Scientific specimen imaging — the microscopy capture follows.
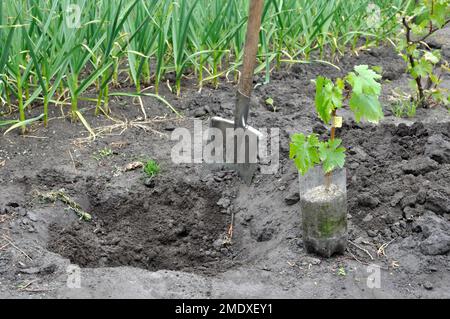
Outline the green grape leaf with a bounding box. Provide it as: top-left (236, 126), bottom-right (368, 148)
top-left (335, 78), bottom-right (345, 90)
top-left (349, 92), bottom-right (384, 123)
top-left (289, 133), bottom-right (320, 175)
top-left (430, 2), bottom-right (448, 27)
top-left (331, 78), bottom-right (344, 108)
top-left (411, 5), bottom-right (427, 18)
top-left (372, 66), bottom-right (383, 74)
top-left (346, 65), bottom-right (383, 123)
top-left (411, 23), bottom-right (427, 36)
top-left (265, 97), bottom-right (274, 106)
top-left (444, 94), bottom-right (449, 106)
top-left (315, 76), bottom-right (334, 124)
top-left (423, 51), bottom-right (440, 64)
top-left (318, 139), bottom-right (346, 174)
top-left (315, 76), bottom-right (343, 124)
top-left (346, 65), bottom-right (382, 96)
top-left (429, 73), bottom-right (441, 85)
top-left (411, 58), bottom-right (433, 78)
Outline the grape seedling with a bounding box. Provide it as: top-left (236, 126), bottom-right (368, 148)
top-left (290, 65), bottom-right (384, 187)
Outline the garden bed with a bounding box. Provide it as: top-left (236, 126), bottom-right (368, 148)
top-left (1, 43), bottom-right (449, 298)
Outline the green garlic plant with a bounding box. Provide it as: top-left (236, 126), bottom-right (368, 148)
top-left (0, 0), bottom-right (408, 133)
top-left (290, 65), bottom-right (384, 188)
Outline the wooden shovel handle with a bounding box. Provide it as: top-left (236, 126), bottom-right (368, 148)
top-left (239, 0), bottom-right (264, 97)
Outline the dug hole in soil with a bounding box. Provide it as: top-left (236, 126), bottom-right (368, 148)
top-left (1, 35), bottom-right (450, 298)
top-left (48, 177), bottom-right (231, 273)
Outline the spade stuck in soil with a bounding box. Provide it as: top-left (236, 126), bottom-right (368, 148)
top-left (209, 0), bottom-right (265, 184)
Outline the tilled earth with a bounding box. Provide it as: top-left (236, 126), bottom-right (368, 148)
top-left (1, 31), bottom-right (450, 298)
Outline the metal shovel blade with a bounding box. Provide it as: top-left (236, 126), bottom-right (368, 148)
top-left (208, 92), bottom-right (264, 185)
top-left (209, 117), bottom-right (264, 184)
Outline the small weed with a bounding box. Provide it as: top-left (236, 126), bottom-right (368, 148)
top-left (390, 99), bottom-right (417, 118)
top-left (406, 102), bottom-right (417, 118)
top-left (390, 102), bottom-right (405, 118)
top-left (389, 91), bottom-right (417, 118)
top-left (144, 159), bottom-right (160, 177)
top-left (337, 266), bottom-right (346, 276)
top-left (265, 97), bottom-right (277, 112)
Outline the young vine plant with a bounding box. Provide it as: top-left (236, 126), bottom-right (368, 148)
top-left (290, 65), bottom-right (384, 180)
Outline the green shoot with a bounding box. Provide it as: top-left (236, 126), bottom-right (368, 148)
top-left (93, 147), bottom-right (114, 161)
top-left (315, 76), bottom-right (344, 124)
top-left (406, 101), bottom-right (417, 118)
top-left (390, 99), bottom-right (417, 118)
top-left (337, 266), bottom-right (347, 276)
top-left (390, 101), bottom-right (407, 118)
top-left (265, 97), bottom-right (277, 112)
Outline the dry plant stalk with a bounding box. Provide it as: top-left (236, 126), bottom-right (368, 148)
top-left (73, 114), bottom-right (175, 145)
top-left (36, 189), bottom-right (92, 221)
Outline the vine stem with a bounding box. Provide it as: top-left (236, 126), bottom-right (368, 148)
top-left (325, 109), bottom-right (337, 191)
top-left (401, 8), bottom-right (450, 108)
top-left (402, 17), bottom-right (425, 106)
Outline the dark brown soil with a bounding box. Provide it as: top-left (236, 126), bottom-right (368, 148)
top-left (341, 121), bottom-right (450, 245)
